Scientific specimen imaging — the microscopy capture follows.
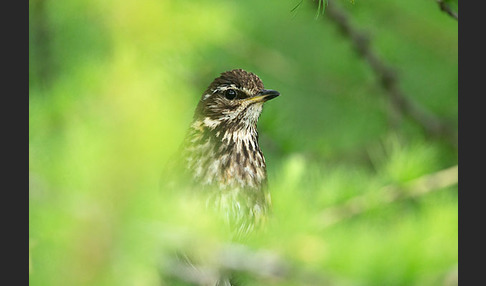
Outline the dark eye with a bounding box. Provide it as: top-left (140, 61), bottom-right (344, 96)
top-left (224, 89), bottom-right (237, 100)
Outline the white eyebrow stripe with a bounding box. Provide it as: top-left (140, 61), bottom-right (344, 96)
top-left (214, 84), bottom-right (238, 93)
top-left (240, 87), bottom-right (253, 95)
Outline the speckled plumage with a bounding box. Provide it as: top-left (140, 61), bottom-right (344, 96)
top-left (183, 69), bottom-right (279, 236)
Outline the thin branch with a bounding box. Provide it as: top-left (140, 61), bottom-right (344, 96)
top-left (290, 0), bottom-right (304, 13)
top-left (320, 0), bottom-right (457, 147)
top-left (437, 0), bottom-right (458, 20)
top-left (318, 165), bottom-right (458, 228)
top-left (163, 242), bottom-right (342, 285)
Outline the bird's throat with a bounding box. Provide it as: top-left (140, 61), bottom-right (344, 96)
top-left (184, 122), bottom-right (267, 191)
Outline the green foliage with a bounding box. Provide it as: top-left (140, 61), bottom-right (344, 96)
top-left (30, 0), bottom-right (457, 285)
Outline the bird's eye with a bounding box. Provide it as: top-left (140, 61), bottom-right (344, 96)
top-left (224, 89), bottom-right (237, 100)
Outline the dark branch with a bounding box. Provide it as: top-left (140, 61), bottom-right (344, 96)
top-left (320, 0), bottom-right (457, 147)
top-left (437, 0), bottom-right (458, 20)
top-left (318, 165), bottom-right (458, 228)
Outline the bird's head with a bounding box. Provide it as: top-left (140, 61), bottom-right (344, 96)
top-left (193, 69), bottom-right (280, 130)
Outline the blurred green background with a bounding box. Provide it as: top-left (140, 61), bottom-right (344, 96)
top-left (29, 0), bottom-right (458, 285)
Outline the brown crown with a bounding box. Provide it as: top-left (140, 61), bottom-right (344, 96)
top-left (204, 69), bottom-right (264, 96)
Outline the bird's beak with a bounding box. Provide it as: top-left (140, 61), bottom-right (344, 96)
top-left (246, 89), bottom-right (280, 103)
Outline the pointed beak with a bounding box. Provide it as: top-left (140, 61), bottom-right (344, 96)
top-left (259, 89), bottom-right (280, 101)
top-left (245, 89), bottom-right (280, 103)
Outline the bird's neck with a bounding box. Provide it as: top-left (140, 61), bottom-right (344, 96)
top-left (183, 118), bottom-right (267, 190)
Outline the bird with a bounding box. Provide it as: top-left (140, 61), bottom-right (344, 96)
top-left (163, 69), bottom-right (280, 286)
top-left (181, 69), bottom-right (280, 238)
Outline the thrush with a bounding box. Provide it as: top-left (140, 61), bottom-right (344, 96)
top-left (182, 69), bottom-right (280, 237)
